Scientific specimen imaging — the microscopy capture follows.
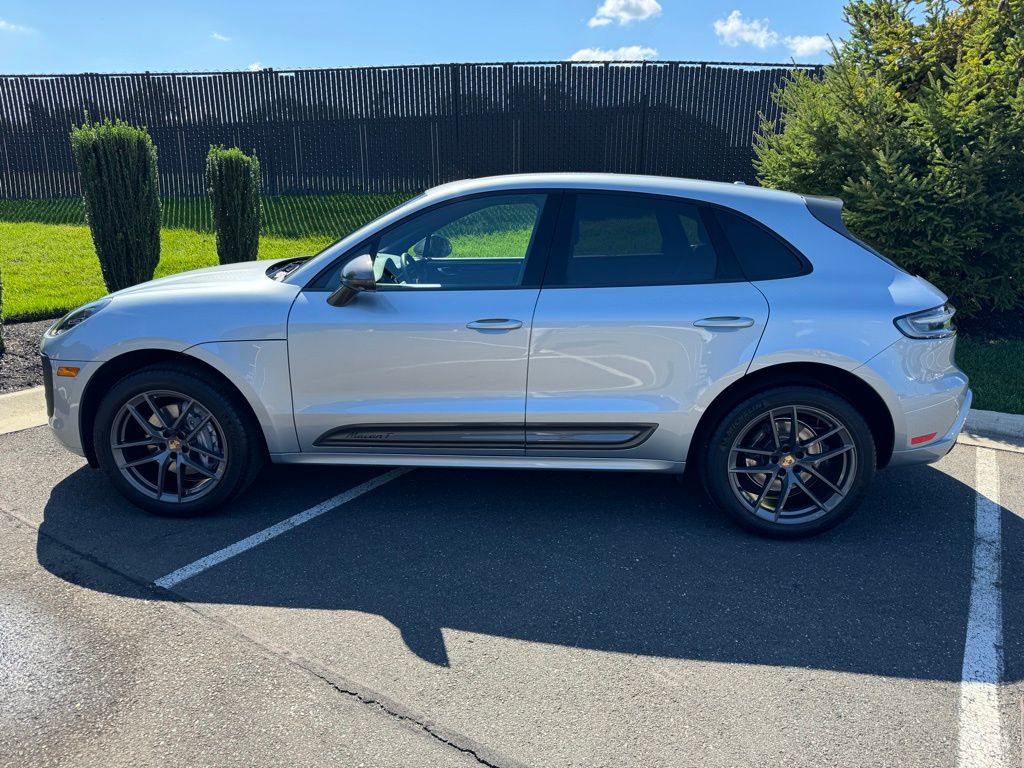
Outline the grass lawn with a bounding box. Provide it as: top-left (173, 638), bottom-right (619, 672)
top-left (0, 193), bottom-right (414, 321)
top-left (955, 337), bottom-right (1024, 415)
top-left (0, 222), bottom-right (334, 321)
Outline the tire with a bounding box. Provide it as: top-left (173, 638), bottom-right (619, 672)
top-left (701, 386), bottom-right (876, 538)
top-left (93, 364), bottom-right (265, 516)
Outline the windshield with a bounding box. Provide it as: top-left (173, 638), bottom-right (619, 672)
top-left (284, 193), bottom-right (432, 284)
top-left (283, 192), bottom-right (429, 286)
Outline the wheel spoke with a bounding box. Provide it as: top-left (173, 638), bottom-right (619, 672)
top-left (800, 425), bottom-right (842, 449)
top-left (113, 438), bottom-right (163, 450)
top-left (126, 405), bottom-right (160, 437)
top-left (793, 475), bottom-right (826, 511)
top-left (729, 464), bottom-right (775, 475)
top-left (143, 393), bottom-right (170, 429)
top-left (120, 451), bottom-right (163, 469)
top-left (155, 453), bottom-right (170, 495)
top-left (175, 460), bottom-right (184, 503)
top-left (180, 455), bottom-right (218, 480)
top-left (171, 399), bottom-right (195, 431)
top-left (790, 406), bottom-right (799, 445)
top-left (731, 446), bottom-right (774, 457)
top-left (187, 444), bottom-right (224, 463)
top-left (184, 414), bottom-right (212, 442)
top-left (768, 410), bottom-right (782, 448)
top-left (751, 467), bottom-right (780, 512)
top-left (806, 444), bottom-right (854, 465)
top-left (774, 472), bottom-right (794, 521)
top-left (800, 463), bottom-right (846, 496)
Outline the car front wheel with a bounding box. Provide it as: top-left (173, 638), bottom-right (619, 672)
top-left (702, 386), bottom-right (876, 538)
top-left (93, 365), bottom-right (264, 516)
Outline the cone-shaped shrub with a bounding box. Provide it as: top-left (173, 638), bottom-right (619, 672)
top-left (70, 118), bottom-right (161, 292)
top-left (0, 269), bottom-right (5, 355)
top-left (206, 146), bottom-right (262, 264)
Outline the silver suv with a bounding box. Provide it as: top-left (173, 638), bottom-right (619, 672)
top-left (41, 174), bottom-right (970, 537)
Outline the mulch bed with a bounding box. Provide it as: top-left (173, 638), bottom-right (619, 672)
top-left (0, 318), bottom-right (56, 393)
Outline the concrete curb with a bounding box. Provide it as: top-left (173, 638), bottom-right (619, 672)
top-left (960, 408), bottom-right (1024, 453)
top-left (0, 386), bottom-right (47, 435)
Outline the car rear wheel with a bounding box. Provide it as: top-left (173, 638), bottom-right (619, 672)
top-left (93, 365), bottom-right (264, 516)
top-left (702, 386), bottom-right (876, 538)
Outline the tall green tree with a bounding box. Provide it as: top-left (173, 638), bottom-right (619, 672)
top-left (70, 118), bottom-right (161, 292)
top-left (755, 0), bottom-right (1024, 316)
top-left (206, 146), bottom-right (262, 264)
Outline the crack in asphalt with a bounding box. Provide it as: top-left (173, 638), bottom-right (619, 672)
top-left (310, 670), bottom-right (508, 768)
top-left (0, 506), bottom-right (518, 768)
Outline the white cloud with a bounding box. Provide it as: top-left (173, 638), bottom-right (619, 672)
top-left (248, 62), bottom-right (264, 71)
top-left (0, 18), bottom-right (32, 33)
top-left (588, 0), bottom-right (661, 28)
top-left (785, 34), bottom-right (830, 58)
top-left (210, 32), bottom-right (231, 42)
top-left (569, 45), bottom-right (658, 61)
top-left (713, 10), bottom-right (779, 49)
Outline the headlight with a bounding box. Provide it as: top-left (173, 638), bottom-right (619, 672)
top-left (894, 303), bottom-right (956, 339)
top-left (47, 299), bottom-right (111, 336)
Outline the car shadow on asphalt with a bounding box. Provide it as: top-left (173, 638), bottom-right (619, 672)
top-left (36, 459), bottom-right (1022, 680)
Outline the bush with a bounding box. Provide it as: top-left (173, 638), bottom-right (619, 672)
top-left (755, 0), bottom-right (1024, 317)
top-left (206, 147), bottom-right (262, 264)
top-left (70, 118), bottom-right (161, 292)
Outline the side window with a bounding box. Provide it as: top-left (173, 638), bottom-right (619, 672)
top-left (550, 193), bottom-right (723, 287)
top-left (372, 194), bottom-right (546, 290)
top-left (713, 208), bottom-right (805, 281)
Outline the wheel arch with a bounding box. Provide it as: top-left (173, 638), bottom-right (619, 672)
top-left (79, 349), bottom-right (270, 468)
top-left (687, 362), bottom-right (895, 470)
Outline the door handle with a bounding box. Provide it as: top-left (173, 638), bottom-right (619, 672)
top-left (693, 316), bottom-right (755, 329)
top-left (466, 318), bottom-right (523, 331)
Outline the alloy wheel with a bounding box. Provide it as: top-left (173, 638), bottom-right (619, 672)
top-left (726, 404), bottom-right (858, 525)
top-left (109, 389), bottom-right (228, 504)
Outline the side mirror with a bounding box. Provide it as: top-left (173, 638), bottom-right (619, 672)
top-left (327, 253), bottom-right (376, 307)
top-left (412, 234), bottom-right (452, 259)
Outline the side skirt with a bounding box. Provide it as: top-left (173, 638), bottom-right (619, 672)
top-left (271, 452), bottom-right (684, 473)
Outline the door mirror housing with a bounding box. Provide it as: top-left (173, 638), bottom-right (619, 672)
top-left (327, 253), bottom-right (376, 307)
top-left (412, 234), bottom-right (452, 259)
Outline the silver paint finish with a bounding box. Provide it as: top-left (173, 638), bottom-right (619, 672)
top-left (526, 282), bottom-right (769, 461)
top-left (183, 340), bottom-right (300, 454)
top-left (286, 288), bottom-right (541, 453)
top-left (40, 173), bottom-right (970, 481)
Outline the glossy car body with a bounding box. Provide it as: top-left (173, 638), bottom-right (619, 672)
top-left (40, 173), bottom-right (971, 531)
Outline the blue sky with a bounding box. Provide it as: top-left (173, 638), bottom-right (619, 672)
top-left (0, 0), bottom-right (845, 74)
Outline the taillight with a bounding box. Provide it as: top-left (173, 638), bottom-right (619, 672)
top-left (894, 303), bottom-right (956, 340)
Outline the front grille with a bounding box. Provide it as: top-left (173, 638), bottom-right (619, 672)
top-left (41, 354), bottom-right (54, 418)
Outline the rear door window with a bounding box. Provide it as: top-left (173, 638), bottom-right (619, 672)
top-left (546, 193), bottom-right (736, 287)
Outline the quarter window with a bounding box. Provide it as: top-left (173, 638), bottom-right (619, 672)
top-left (713, 208), bottom-right (805, 281)
top-left (549, 193), bottom-right (726, 287)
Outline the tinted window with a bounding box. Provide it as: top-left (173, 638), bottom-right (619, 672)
top-left (314, 194), bottom-right (545, 291)
top-left (714, 209), bottom-right (805, 281)
top-left (550, 193), bottom-right (723, 287)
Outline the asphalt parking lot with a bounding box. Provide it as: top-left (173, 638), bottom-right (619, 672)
top-left (2, 424), bottom-right (1022, 767)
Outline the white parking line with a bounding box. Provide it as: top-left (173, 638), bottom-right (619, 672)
top-left (153, 468), bottom-right (411, 589)
top-left (959, 447), bottom-right (1005, 767)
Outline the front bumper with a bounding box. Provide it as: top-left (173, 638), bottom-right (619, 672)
top-left (42, 355), bottom-right (102, 459)
top-left (888, 388), bottom-right (972, 467)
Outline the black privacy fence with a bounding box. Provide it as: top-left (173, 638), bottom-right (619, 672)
top-left (0, 61), bottom-right (821, 200)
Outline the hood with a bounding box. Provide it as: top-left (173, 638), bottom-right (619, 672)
top-left (41, 259), bottom-right (302, 361)
top-left (109, 259), bottom-right (277, 298)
